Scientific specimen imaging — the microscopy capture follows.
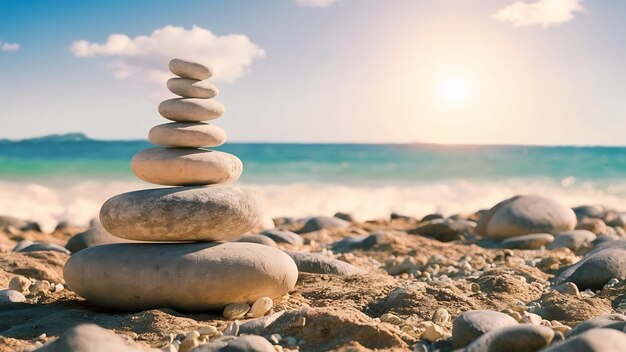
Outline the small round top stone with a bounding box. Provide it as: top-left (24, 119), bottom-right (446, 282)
top-left (169, 58), bottom-right (212, 80)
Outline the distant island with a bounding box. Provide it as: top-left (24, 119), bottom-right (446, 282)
top-left (0, 133), bottom-right (93, 143)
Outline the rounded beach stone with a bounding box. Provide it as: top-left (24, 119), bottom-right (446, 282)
top-left (65, 223), bottom-right (136, 253)
top-left (36, 324), bottom-right (145, 352)
top-left (231, 234), bottom-right (278, 247)
top-left (283, 250), bottom-right (365, 276)
top-left (261, 230), bottom-right (303, 247)
top-left (18, 242), bottom-right (71, 255)
top-left (568, 314), bottom-right (626, 336)
top-left (573, 205), bottom-right (607, 219)
top-left (148, 122), bottom-right (226, 148)
top-left (64, 242), bottom-right (298, 311)
top-left (131, 148), bottom-right (242, 186)
top-left (477, 195), bottom-right (576, 239)
top-left (195, 335), bottom-right (275, 352)
top-left (452, 310), bottom-right (518, 348)
top-left (0, 289), bottom-right (26, 305)
top-left (100, 186), bottom-right (262, 241)
top-left (542, 328), bottom-right (626, 352)
top-left (560, 247), bottom-right (626, 290)
top-left (158, 98), bottom-right (224, 122)
top-left (465, 324), bottom-right (554, 352)
top-left (548, 230), bottom-right (596, 251)
top-left (167, 78), bottom-right (218, 99)
top-left (500, 233), bottom-right (554, 249)
top-left (169, 58), bottom-right (212, 80)
top-left (299, 216), bottom-right (350, 233)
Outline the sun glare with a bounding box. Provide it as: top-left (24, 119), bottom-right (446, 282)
top-left (440, 76), bottom-right (468, 106)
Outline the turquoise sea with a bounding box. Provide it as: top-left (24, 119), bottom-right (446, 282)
top-left (1, 133), bottom-right (626, 231)
top-left (1, 134), bottom-right (625, 185)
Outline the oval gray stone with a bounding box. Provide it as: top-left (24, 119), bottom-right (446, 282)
top-left (283, 250), bottom-right (365, 276)
top-left (169, 58), bottom-right (212, 80)
top-left (568, 314), bottom-right (626, 336)
top-left (35, 324), bottom-right (147, 352)
top-left (231, 234), bottom-right (278, 247)
top-left (542, 328), bottom-right (626, 352)
top-left (148, 122), bottom-right (226, 148)
top-left (158, 98), bottom-right (224, 122)
top-left (19, 242), bottom-right (71, 255)
top-left (66, 224), bottom-right (136, 253)
top-left (64, 242), bottom-right (298, 311)
top-left (548, 230), bottom-right (597, 251)
top-left (99, 186), bottom-right (262, 241)
top-left (560, 247), bottom-right (626, 290)
top-left (131, 148), bottom-right (242, 186)
top-left (261, 230), bottom-right (303, 247)
top-left (501, 233), bottom-right (554, 249)
top-left (465, 324), bottom-right (554, 352)
top-left (299, 216), bottom-right (350, 233)
top-left (191, 335), bottom-right (275, 352)
top-left (477, 195), bottom-right (576, 239)
top-left (167, 78), bottom-right (218, 99)
top-left (452, 310), bottom-right (518, 348)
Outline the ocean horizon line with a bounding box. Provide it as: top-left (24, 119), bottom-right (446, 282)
top-left (2, 132), bottom-right (626, 149)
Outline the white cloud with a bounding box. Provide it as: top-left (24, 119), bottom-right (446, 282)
top-left (0, 40), bottom-right (20, 52)
top-left (493, 0), bottom-right (583, 28)
top-left (296, 0), bottom-right (336, 8)
top-left (70, 25), bottom-right (265, 83)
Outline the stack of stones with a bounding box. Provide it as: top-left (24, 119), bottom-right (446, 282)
top-left (64, 58), bottom-right (298, 312)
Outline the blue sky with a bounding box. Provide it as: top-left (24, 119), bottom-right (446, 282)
top-left (1, 0), bottom-right (625, 145)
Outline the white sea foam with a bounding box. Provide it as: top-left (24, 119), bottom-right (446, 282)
top-left (1, 179), bottom-right (625, 232)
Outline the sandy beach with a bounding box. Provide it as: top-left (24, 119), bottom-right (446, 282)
top-left (2, 196), bottom-right (626, 351)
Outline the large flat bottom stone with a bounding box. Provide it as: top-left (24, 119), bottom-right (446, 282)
top-left (64, 242), bottom-right (298, 312)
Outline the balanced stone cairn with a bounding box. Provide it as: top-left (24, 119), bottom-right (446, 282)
top-left (64, 59), bottom-right (298, 312)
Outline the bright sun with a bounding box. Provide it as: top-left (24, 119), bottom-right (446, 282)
top-left (440, 76), bottom-right (468, 106)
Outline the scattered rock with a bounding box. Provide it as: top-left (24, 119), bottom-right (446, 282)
top-left (560, 247), bottom-right (626, 290)
top-left (249, 297), bottom-right (273, 318)
top-left (477, 195), bottom-right (576, 239)
top-left (452, 310), bottom-right (518, 348)
top-left (299, 216), bottom-right (350, 233)
top-left (542, 328), bottom-right (626, 351)
top-left (0, 289), bottom-right (26, 305)
top-left (334, 212), bottom-right (355, 222)
top-left (190, 334), bottom-right (275, 352)
top-left (261, 230), bottom-right (303, 247)
top-left (409, 219), bottom-right (476, 242)
top-left (576, 217), bottom-right (608, 235)
top-left (331, 234), bottom-right (379, 253)
top-left (223, 303), bottom-right (251, 320)
top-left (230, 234), bottom-right (277, 247)
top-left (283, 250), bottom-right (365, 276)
top-left (548, 230), bottom-right (597, 251)
top-left (501, 233), bottom-right (554, 249)
top-left (0, 215), bottom-right (41, 232)
top-left (572, 205), bottom-right (607, 219)
top-left (8, 275), bottom-right (31, 293)
top-left (65, 223), bottom-right (135, 253)
top-left (567, 314), bottom-right (626, 336)
top-left (19, 243), bottom-right (71, 255)
top-left (465, 324), bottom-right (554, 352)
top-left (35, 324), bottom-right (146, 352)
